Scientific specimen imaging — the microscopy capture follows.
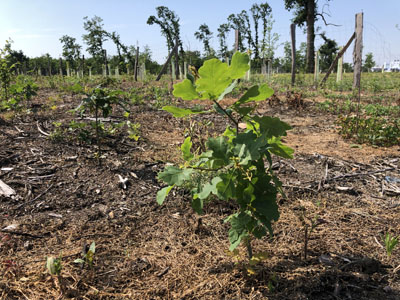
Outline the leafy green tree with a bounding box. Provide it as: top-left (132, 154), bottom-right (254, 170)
top-left (284, 0), bottom-right (333, 73)
top-left (147, 6), bottom-right (182, 52)
top-left (250, 3), bottom-right (262, 59)
top-left (59, 35), bottom-right (82, 69)
top-left (82, 16), bottom-right (107, 62)
top-left (217, 23), bottom-right (230, 60)
top-left (281, 41), bottom-right (306, 73)
top-left (239, 10), bottom-right (253, 52)
top-left (147, 6), bottom-right (184, 73)
top-left (363, 52), bottom-right (375, 72)
top-left (318, 33), bottom-right (338, 71)
top-left (194, 24), bottom-right (214, 57)
top-left (227, 13), bottom-right (245, 52)
top-left (260, 13), bottom-right (279, 70)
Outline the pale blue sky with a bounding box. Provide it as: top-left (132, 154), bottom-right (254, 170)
top-left (0, 0), bottom-right (399, 65)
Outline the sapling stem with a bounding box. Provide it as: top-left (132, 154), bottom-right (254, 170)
top-left (212, 100), bottom-right (239, 134)
top-left (245, 237), bottom-right (253, 260)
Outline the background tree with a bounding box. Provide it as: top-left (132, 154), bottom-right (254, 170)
top-left (147, 6), bottom-right (184, 72)
top-left (284, 0), bottom-right (333, 73)
top-left (227, 13), bottom-right (245, 52)
top-left (260, 13), bottom-right (279, 72)
top-left (59, 35), bottom-right (82, 69)
top-left (363, 52), bottom-right (375, 72)
top-left (194, 24), bottom-right (214, 57)
top-left (217, 23), bottom-right (230, 61)
top-left (281, 41), bottom-right (306, 72)
top-left (238, 10), bottom-right (253, 52)
top-left (318, 32), bottom-right (338, 71)
top-left (82, 16), bottom-right (107, 61)
top-left (250, 3), bottom-right (261, 59)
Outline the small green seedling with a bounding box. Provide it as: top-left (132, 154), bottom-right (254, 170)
top-left (46, 256), bottom-right (62, 275)
top-left (384, 233), bottom-right (398, 258)
top-left (74, 242), bottom-right (95, 268)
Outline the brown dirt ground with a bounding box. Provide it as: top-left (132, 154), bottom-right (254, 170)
top-left (0, 87), bottom-right (399, 300)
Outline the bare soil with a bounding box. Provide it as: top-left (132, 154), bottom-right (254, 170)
top-left (1, 86), bottom-right (400, 300)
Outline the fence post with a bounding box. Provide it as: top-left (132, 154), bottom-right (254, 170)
top-left (314, 50), bottom-right (320, 84)
top-left (134, 46), bottom-right (139, 81)
top-left (353, 12), bottom-right (363, 89)
top-left (336, 47), bottom-right (343, 82)
top-left (290, 24), bottom-right (296, 87)
top-left (103, 49), bottom-right (108, 77)
top-left (59, 58), bottom-right (63, 77)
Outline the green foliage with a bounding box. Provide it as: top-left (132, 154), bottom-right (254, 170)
top-left (338, 115), bottom-right (400, 147)
top-left (157, 52), bottom-right (293, 255)
top-left (46, 256), bottom-right (62, 276)
top-left (74, 242), bottom-right (96, 268)
top-left (384, 233), bottom-right (399, 258)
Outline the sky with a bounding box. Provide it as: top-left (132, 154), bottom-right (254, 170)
top-left (0, 0), bottom-right (399, 66)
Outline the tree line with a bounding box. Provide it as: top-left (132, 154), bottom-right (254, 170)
top-left (3, 1), bottom-right (378, 76)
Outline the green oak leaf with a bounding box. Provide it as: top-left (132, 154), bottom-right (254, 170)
top-left (267, 137), bottom-right (294, 159)
top-left (251, 116), bottom-right (292, 138)
top-left (196, 58), bottom-right (231, 99)
top-left (162, 105), bottom-right (206, 118)
top-left (233, 132), bottom-right (268, 165)
top-left (156, 185), bottom-right (174, 205)
top-left (196, 177), bottom-right (223, 200)
top-left (173, 79), bottom-right (199, 100)
top-left (207, 136), bottom-right (230, 163)
top-left (157, 166), bottom-right (193, 186)
top-left (218, 80), bottom-right (237, 101)
top-left (229, 52), bottom-right (250, 79)
top-left (235, 84), bottom-right (274, 105)
top-left (181, 137), bottom-right (193, 161)
top-left (216, 173), bottom-right (236, 200)
top-left (226, 212), bottom-right (252, 251)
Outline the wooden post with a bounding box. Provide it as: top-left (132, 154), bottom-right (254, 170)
top-left (314, 50), bottom-right (320, 84)
top-left (235, 29), bottom-right (239, 52)
top-left (290, 24), bottom-right (296, 87)
top-left (336, 47), bottom-right (343, 82)
top-left (59, 58), bottom-right (63, 76)
top-left (82, 55), bottom-right (85, 77)
top-left (89, 67), bottom-right (92, 78)
top-left (184, 61), bottom-right (187, 78)
top-left (134, 46), bottom-right (139, 81)
top-left (175, 37), bottom-right (180, 80)
top-left (48, 56), bottom-right (52, 76)
top-left (353, 12), bottom-right (363, 89)
top-left (115, 66), bottom-right (119, 78)
top-left (66, 61), bottom-right (70, 77)
top-left (156, 41), bottom-right (179, 81)
top-left (103, 49), bottom-right (108, 76)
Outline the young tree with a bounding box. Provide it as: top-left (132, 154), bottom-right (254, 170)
top-left (59, 35), bottom-right (82, 69)
top-left (82, 16), bottom-right (107, 61)
top-left (284, 0), bottom-right (334, 73)
top-left (194, 24), bottom-right (214, 57)
top-left (260, 13), bottom-right (279, 71)
top-left (318, 33), bottom-right (338, 71)
top-left (217, 23), bottom-right (230, 60)
top-left (363, 52), bottom-right (375, 72)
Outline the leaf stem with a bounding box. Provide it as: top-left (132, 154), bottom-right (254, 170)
top-left (212, 100), bottom-right (239, 134)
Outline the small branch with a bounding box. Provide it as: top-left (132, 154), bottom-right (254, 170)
top-left (316, 13), bottom-right (341, 27)
top-left (212, 100), bottom-right (238, 132)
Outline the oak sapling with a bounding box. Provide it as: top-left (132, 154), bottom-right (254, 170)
top-left (75, 86), bottom-right (129, 163)
top-left (157, 52), bottom-right (293, 259)
top-left (384, 232), bottom-right (399, 258)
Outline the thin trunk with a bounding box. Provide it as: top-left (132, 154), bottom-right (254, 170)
top-left (306, 0), bottom-right (315, 73)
